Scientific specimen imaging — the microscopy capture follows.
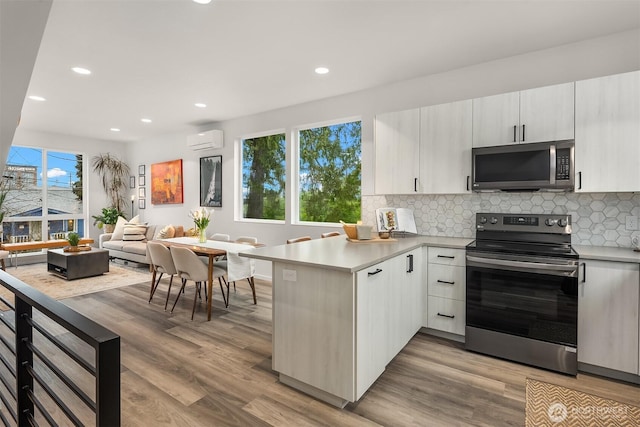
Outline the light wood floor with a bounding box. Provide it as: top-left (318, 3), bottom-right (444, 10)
top-left (56, 273), bottom-right (639, 426)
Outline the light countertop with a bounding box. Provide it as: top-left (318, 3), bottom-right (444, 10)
top-left (241, 235), bottom-right (472, 273)
top-left (574, 245), bottom-right (640, 264)
top-left (241, 234), bottom-right (640, 272)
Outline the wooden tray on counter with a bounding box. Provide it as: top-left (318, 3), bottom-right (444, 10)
top-left (346, 237), bottom-right (397, 243)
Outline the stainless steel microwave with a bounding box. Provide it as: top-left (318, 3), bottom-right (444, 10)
top-left (471, 140), bottom-right (575, 191)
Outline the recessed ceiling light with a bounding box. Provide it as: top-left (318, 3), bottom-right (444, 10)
top-left (193, 0), bottom-right (212, 4)
top-left (71, 67), bottom-right (91, 75)
top-left (195, 103), bottom-right (207, 108)
top-left (141, 118), bottom-right (152, 123)
top-left (28, 95), bottom-right (46, 101)
top-left (110, 128), bottom-right (121, 132)
top-left (315, 67), bottom-right (329, 75)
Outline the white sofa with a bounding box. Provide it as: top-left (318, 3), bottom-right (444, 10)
top-left (99, 223), bottom-right (187, 265)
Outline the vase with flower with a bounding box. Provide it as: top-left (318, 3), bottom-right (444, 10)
top-left (190, 207), bottom-right (211, 243)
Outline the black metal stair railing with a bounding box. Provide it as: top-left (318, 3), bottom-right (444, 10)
top-left (0, 269), bottom-right (120, 426)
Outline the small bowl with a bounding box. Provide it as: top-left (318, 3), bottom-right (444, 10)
top-left (378, 231), bottom-right (391, 239)
top-left (342, 223), bottom-right (358, 239)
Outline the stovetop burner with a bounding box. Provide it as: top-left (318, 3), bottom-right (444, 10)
top-left (468, 213), bottom-right (576, 259)
top-left (466, 239), bottom-right (578, 259)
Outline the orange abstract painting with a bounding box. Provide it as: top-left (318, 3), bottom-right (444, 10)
top-left (151, 159), bottom-right (183, 205)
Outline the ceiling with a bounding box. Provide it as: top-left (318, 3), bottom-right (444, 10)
top-left (17, 0), bottom-right (640, 143)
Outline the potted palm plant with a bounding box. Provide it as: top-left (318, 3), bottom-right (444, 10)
top-left (92, 153), bottom-right (130, 226)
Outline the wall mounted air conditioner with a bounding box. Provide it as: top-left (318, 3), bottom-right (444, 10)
top-left (187, 130), bottom-right (223, 151)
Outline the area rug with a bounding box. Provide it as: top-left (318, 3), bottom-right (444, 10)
top-left (525, 378), bottom-right (640, 426)
top-left (0, 263), bottom-right (151, 307)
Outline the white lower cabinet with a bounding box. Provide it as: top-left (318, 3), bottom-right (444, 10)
top-left (578, 260), bottom-right (639, 375)
top-left (356, 260), bottom-right (391, 397)
top-left (387, 248), bottom-right (423, 359)
top-left (427, 297), bottom-right (465, 335)
top-left (426, 247), bottom-right (466, 336)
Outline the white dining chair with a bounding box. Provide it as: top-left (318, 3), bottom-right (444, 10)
top-left (229, 236), bottom-right (259, 301)
top-left (210, 233), bottom-right (231, 241)
top-left (170, 246), bottom-right (227, 320)
top-left (147, 242), bottom-right (178, 310)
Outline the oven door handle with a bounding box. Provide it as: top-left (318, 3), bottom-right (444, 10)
top-left (466, 255), bottom-right (578, 277)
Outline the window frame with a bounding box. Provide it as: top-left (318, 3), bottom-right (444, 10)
top-left (292, 116), bottom-right (362, 226)
top-left (235, 129), bottom-right (287, 224)
top-left (1, 146), bottom-right (87, 246)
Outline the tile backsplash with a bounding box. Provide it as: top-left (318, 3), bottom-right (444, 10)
top-left (362, 192), bottom-right (640, 247)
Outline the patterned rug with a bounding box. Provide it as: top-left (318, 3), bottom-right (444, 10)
top-left (0, 262), bottom-right (151, 308)
top-left (525, 378), bottom-right (640, 426)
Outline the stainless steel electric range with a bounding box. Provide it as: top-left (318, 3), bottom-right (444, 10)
top-left (465, 213), bottom-right (579, 375)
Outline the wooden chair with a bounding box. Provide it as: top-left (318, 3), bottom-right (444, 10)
top-left (321, 231), bottom-right (341, 238)
top-left (286, 236), bottom-right (312, 244)
top-left (0, 250), bottom-right (8, 271)
top-left (147, 242), bottom-right (178, 310)
top-left (170, 246), bottom-right (227, 320)
top-left (235, 236), bottom-right (258, 245)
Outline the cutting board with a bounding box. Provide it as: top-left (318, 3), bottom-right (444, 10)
top-left (346, 237), bottom-right (397, 243)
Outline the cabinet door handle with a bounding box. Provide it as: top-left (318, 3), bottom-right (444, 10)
top-left (581, 263), bottom-right (586, 283)
top-left (437, 279), bottom-right (455, 285)
top-left (578, 171), bottom-right (582, 190)
top-left (437, 255), bottom-right (455, 259)
top-left (521, 124), bottom-right (525, 141)
top-left (406, 254), bottom-right (414, 273)
top-left (368, 268), bottom-right (383, 276)
top-left (513, 125), bottom-right (517, 142)
top-left (414, 177), bottom-right (417, 192)
top-left (466, 175), bottom-right (470, 191)
top-left (437, 313), bottom-right (455, 319)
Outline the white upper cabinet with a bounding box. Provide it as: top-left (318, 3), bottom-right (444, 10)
top-left (472, 91), bottom-right (520, 147)
top-left (472, 82), bottom-right (575, 147)
top-left (519, 83), bottom-right (575, 143)
top-left (575, 70), bottom-right (640, 193)
top-left (420, 100), bottom-right (473, 194)
top-left (374, 109), bottom-right (421, 194)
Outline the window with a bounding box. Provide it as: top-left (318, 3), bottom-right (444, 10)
top-left (1, 147), bottom-right (85, 244)
top-left (241, 133), bottom-right (286, 220)
top-left (297, 120), bottom-right (361, 224)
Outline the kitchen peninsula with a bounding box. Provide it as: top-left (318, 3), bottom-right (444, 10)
top-left (242, 235), bottom-right (471, 407)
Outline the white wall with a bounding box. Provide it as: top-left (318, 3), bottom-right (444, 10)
top-left (11, 128), bottom-right (128, 243)
top-left (127, 29), bottom-right (640, 279)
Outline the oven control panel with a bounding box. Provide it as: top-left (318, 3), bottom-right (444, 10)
top-left (476, 213), bottom-right (572, 234)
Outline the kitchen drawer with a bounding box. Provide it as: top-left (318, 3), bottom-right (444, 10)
top-left (428, 247), bottom-right (465, 267)
top-left (428, 264), bottom-right (466, 300)
top-left (427, 296), bottom-right (465, 335)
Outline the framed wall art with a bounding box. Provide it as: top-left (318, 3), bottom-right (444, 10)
top-left (138, 198), bottom-right (146, 209)
top-left (200, 155), bottom-right (222, 207)
top-left (139, 187), bottom-right (146, 198)
top-left (139, 175), bottom-right (145, 186)
top-left (151, 159), bottom-right (183, 205)
top-left (129, 176), bottom-right (135, 188)
top-left (138, 164), bottom-right (145, 176)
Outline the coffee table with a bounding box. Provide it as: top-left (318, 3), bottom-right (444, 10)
top-left (47, 248), bottom-right (109, 280)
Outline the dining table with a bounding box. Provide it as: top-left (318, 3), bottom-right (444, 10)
top-left (152, 237), bottom-right (258, 321)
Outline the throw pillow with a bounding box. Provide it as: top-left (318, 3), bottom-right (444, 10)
top-left (111, 216), bottom-right (128, 240)
top-left (185, 227), bottom-right (197, 237)
top-left (173, 225), bottom-right (184, 237)
top-left (155, 224), bottom-right (175, 239)
top-left (122, 225), bottom-right (148, 241)
top-left (126, 215), bottom-right (140, 225)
